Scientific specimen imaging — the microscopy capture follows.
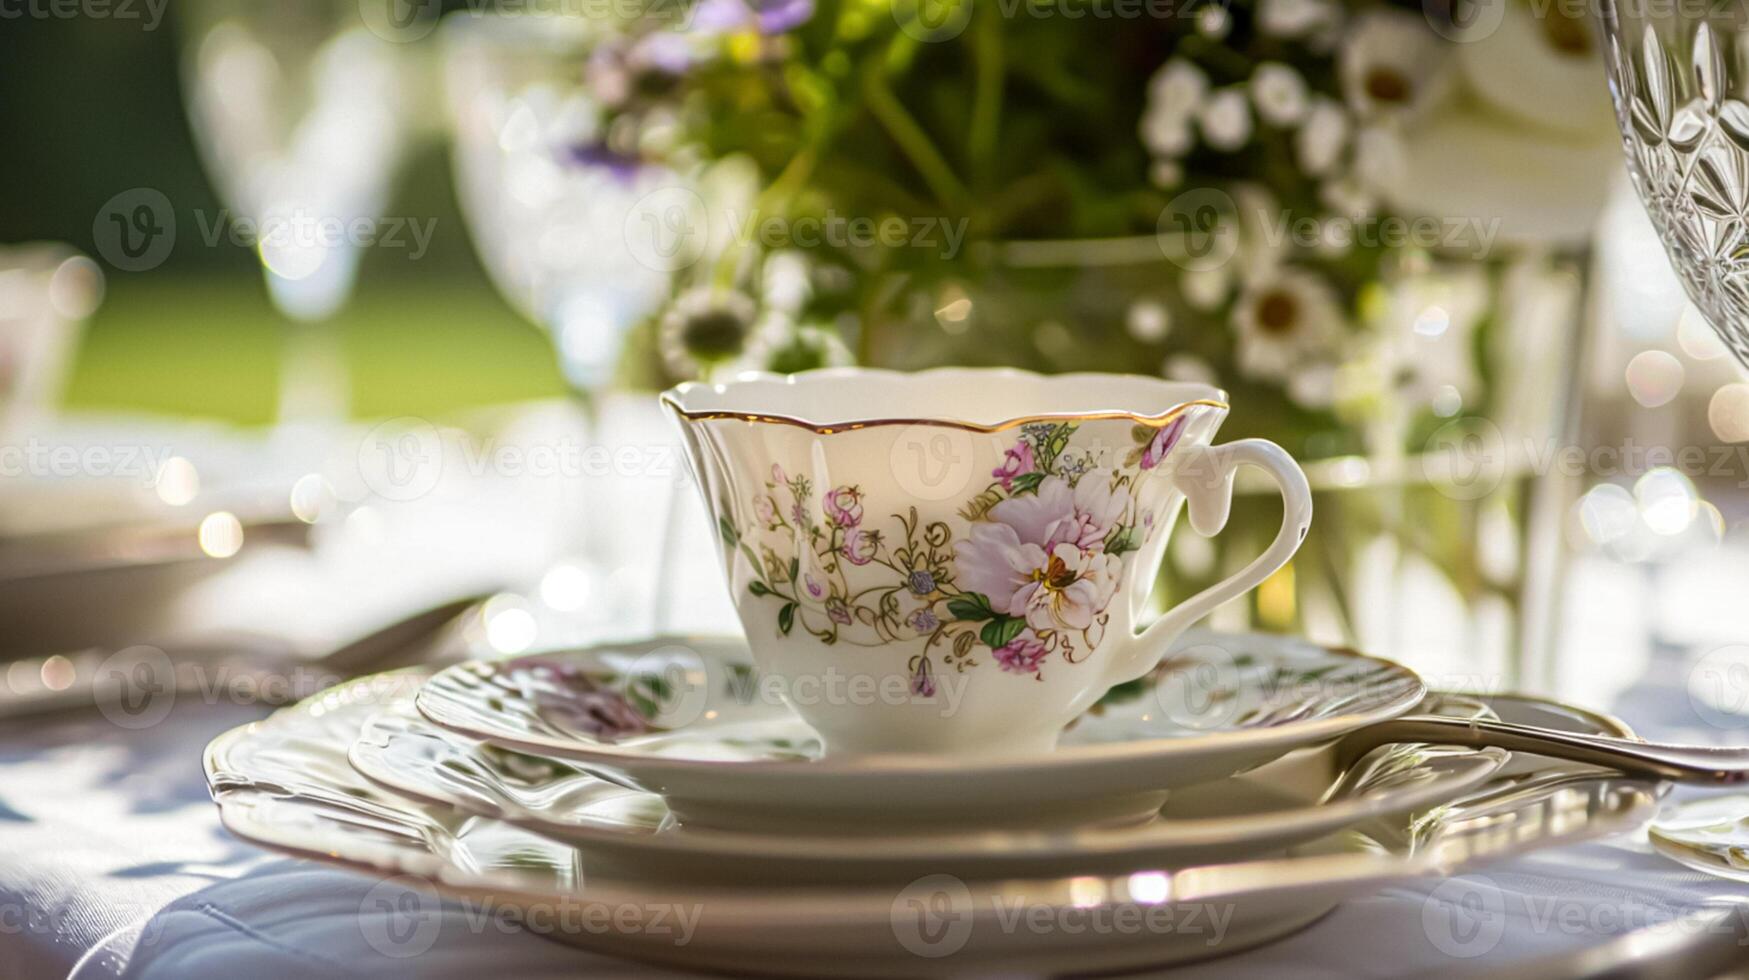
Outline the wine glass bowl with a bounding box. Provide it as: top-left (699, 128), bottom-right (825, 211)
top-left (1602, 1), bottom-right (1749, 367)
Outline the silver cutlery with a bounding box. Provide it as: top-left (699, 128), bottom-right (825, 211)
top-left (1340, 713), bottom-right (1749, 784)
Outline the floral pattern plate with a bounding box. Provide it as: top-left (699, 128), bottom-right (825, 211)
top-left (206, 674), bottom-right (1659, 977)
top-left (412, 630), bottom-right (1424, 831)
top-left (355, 689), bottom-right (1506, 882)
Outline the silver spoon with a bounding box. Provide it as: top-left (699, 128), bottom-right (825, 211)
top-left (1339, 713), bottom-right (1749, 784)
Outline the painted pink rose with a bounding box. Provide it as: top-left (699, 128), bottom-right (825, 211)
top-left (954, 476), bottom-right (1124, 635)
top-left (992, 441), bottom-right (1035, 491)
top-left (841, 528), bottom-right (877, 565)
top-left (1056, 477), bottom-right (1127, 552)
top-left (771, 464), bottom-right (787, 484)
top-left (1141, 415), bottom-right (1188, 470)
top-left (823, 485), bottom-right (864, 528)
top-left (993, 631), bottom-right (1049, 676)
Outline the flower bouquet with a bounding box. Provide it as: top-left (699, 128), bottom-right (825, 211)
top-left (530, 0), bottom-right (1621, 679)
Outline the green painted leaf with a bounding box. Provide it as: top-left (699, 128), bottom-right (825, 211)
top-left (749, 580), bottom-right (771, 597)
top-left (718, 516), bottom-right (739, 546)
top-left (1105, 524), bottom-right (1143, 555)
top-left (788, 557), bottom-right (799, 583)
top-left (946, 593), bottom-right (995, 621)
top-left (778, 602), bottom-right (796, 634)
top-left (980, 615), bottom-right (1025, 650)
top-left (1010, 471), bottom-right (1046, 495)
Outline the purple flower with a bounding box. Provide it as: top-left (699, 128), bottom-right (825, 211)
top-left (826, 596), bottom-right (852, 625)
top-left (791, 500), bottom-right (808, 525)
top-left (560, 142), bottom-right (643, 184)
top-left (993, 631), bottom-right (1049, 677)
top-left (907, 608), bottom-right (939, 634)
top-left (907, 569), bottom-right (937, 595)
top-left (753, 494), bottom-right (776, 526)
top-left (750, 0), bottom-right (815, 33)
top-left (910, 656), bottom-right (937, 698)
top-left (804, 573), bottom-right (826, 600)
top-left (954, 476), bottom-right (1123, 635)
top-left (823, 485), bottom-right (863, 528)
top-left (992, 440), bottom-right (1036, 491)
top-left (693, 0), bottom-right (814, 34)
top-left (1141, 415), bottom-right (1189, 470)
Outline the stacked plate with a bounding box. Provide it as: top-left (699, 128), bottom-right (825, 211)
top-left (204, 630), bottom-right (1662, 976)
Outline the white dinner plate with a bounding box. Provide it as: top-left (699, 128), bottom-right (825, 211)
top-left (205, 671), bottom-right (1659, 977)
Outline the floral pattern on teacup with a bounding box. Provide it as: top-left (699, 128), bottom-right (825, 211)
top-left (718, 416), bottom-right (1191, 686)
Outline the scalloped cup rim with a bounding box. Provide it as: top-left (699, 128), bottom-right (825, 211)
top-left (659, 367), bottom-right (1230, 433)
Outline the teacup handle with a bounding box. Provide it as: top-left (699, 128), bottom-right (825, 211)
top-left (1105, 438), bottom-right (1313, 688)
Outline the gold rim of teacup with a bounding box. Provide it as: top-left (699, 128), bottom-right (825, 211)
top-left (658, 393), bottom-right (1230, 436)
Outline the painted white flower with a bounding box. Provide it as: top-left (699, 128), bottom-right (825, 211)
top-left (1140, 60), bottom-right (1208, 158)
top-left (1231, 266), bottom-right (1347, 382)
top-left (1296, 97), bottom-right (1349, 177)
top-left (1198, 87), bottom-right (1253, 152)
top-left (1257, 0), bottom-right (1337, 38)
top-left (1338, 11), bottom-right (1453, 124)
top-left (1252, 63), bottom-right (1310, 127)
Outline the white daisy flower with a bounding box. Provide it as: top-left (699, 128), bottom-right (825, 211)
top-left (1251, 63), bottom-right (1310, 127)
top-left (1352, 125), bottom-right (1407, 194)
top-left (658, 288), bottom-right (780, 379)
top-left (1257, 0), bottom-right (1338, 38)
top-left (1140, 60), bottom-right (1209, 157)
top-left (1126, 300), bottom-right (1172, 343)
top-left (1320, 176), bottom-right (1375, 218)
top-left (1338, 11), bottom-right (1454, 124)
top-left (1198, 87), bottom-right (1252, 152)
top-left (1231, 267), bottom-right (1347, 383)
top-left (1296, 97), bottom-right (1349, 177)
top-left (1181, 266), bottom-right (1232, 311)
top-left (760, 250), bottom-right (811, 314)
top-left (1162, 353), bottom-right (1219, 387)
top-left (1149, 159), bottom-right (1183, 189)
top-left (1197, 4), bottom-right (1231, 39)
top-left (1287, 363), bottom-right (1339, 409)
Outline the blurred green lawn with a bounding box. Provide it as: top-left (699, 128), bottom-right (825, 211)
top-left (62, 276), bottom-right (570, 425)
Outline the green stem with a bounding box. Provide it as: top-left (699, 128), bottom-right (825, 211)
top-left (861, 58), bottom-right (969, 213)
top-left (967, 6), bottom-right (1003, 191)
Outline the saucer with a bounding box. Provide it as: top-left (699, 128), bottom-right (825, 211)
top-left (413, 630), bottom-right (1425, 831)
top-left (206, 672), bottom-right (1658, 977)
top-left (353, 688), bottom-right (1506, 882)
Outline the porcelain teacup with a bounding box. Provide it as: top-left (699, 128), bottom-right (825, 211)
top-left (662, 368), bottom-right (1312, 757)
